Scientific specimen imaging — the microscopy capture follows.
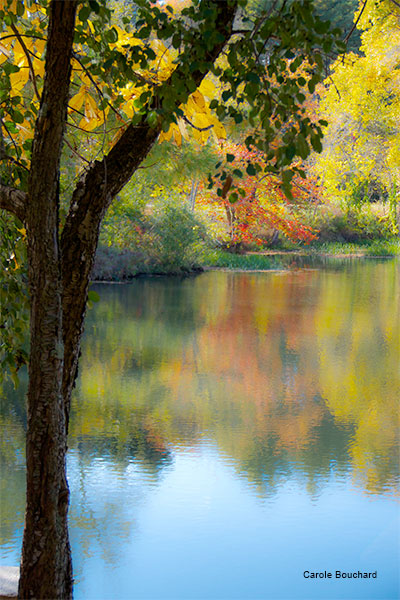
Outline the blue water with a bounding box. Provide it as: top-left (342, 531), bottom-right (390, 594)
top-left (1, 261), bottom-right (399, 599)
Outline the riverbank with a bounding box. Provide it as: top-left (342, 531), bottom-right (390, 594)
top-left (91, 240), bottom-right (399, 281)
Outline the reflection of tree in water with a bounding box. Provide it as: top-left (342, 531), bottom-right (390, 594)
top-left (229, 406), bottom-right (355, 498)
top-left (68, 427), bottom-right (173, 573)
top-left (0, 371), bottom-right (174, 565)
top-left (80, 264), bottom-right (399, 497)
top-left (1, 263), bottom-right (399, 556)
top-left (0, 374), bottom-right (27, 554)
top-left (68, 394), bottom-right (174, 569)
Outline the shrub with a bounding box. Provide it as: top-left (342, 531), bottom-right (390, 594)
top-left (94, 200), bottom-right (209, 278)
top-left (143, 202), bottom-right (208, 272)
top-left (306, 205), bottom-right (395, 244)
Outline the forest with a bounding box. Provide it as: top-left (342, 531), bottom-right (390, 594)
top-left (0, 1), bottom-right (399, 599)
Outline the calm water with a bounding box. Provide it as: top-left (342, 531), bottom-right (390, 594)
top-left (1, 258), bottom-right (399, 600)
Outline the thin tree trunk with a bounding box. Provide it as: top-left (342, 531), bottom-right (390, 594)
top-left (188, 179), bottom-right (199, 211)
top-left (18, 3), bottom-right (78, 598)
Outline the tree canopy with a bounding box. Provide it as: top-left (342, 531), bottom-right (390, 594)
top-left (315, 0), bottom-right (400, 231)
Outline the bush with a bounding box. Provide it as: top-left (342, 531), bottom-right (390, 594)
top-left (93, 200), bottom-right (209, 279)
top-left (142, 202), bottom-right (208, 272)
top-left (306, 205), bottom-right (395, 244)
top-left (91, 245), bottom-right (147, 280)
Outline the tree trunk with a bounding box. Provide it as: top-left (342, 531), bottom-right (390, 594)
top-left (18, 3), bottom-right (78, 598)
top-left (12, 2), bottom-right (238, 597)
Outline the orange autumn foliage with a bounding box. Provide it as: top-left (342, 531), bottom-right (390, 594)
top-left (198, 141), bottom-right (320, 247)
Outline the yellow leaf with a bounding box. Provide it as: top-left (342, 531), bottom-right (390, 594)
top-left (87, 19), bottom-right (95, 35)
top-left (79, 94), bottom-right (105, 131)
top-left (9, 67), bottom-right (29, 94)
top-left (191, 89), bottom-right (206, 111)
top-left (15, 122), bottom-right (31, 142)
top-left (191, 112), bottom-right (210, 129)
top-left (32, 55), bottom-right (45, 78)
top-left (0, 43), bottom-right (11, 64)
top-left (69, 88), bottom-right (87, 112)
top-left (0, 0), bottom-right (18, 13)
top-left (211, 118), bottom-right (226, 140)
top-left (177, 118), bottom-right (188, 139)
top-left (199, 78), bottom-right (216, 99)
top-left (159, 126), bottom-right (174, 143)
top-left (172, 124), bottom-right (182, 146)
top-left (13, 41), bottom-right (28, 65)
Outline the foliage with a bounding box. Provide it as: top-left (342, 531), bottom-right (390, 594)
top-left (144, 201), bottom-right (208, 271)
top-left (314, 0), bottom-right (400, 233)
top-left (0, 0), bottom-right (342, 192)
top-left (95, 198), bottom-right (209, 277)
top-left (201, 140), bottom-right (320, 248)
top-left (204, 248), bottom-right (281, 269)
top-left (0, 211), bottom-right (28, 384)
top-left (304, 204), bottom-right (396, 244)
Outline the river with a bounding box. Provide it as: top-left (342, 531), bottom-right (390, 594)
top-left (1, 258), bottom-right (399, 599)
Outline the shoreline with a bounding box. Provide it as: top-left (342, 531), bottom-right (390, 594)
top-left (90, 250), bottom-right (397, 283)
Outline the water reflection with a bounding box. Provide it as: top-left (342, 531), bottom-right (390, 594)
top-left (74, 261), bottom-right (399, 498)
top-left (1, 259), bottom-right (399, 598)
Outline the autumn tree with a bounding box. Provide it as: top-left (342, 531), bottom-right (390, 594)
top-left (315, 0), bottom-right (400, 231)
top-left (0, 0), bottom-right (341, 597)
top-left (198, 140), bottom-right (319, 249)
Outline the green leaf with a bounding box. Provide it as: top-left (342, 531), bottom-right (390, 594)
top-left (88, 290), bottom-right (100, 303)
top-left (105, 28), bottom-right (118, 44)
top-left (172, 34), bottom-right (181, 49)
top-left (285, 144), bottom-right (296, 161)
top-left (226, 153), bottom-right (235, 163)
top-left (89, 0), bottom-right (100, 13)
top-left (147, 111), bottom-right (158, 128)
top-left (79, 5), bottom-right (91, 22)
top-left (229, 191), bottom-right (238, 203)
top-left (310, 133), bottom-right (322, 153)
top-left (16, 1), bottom-right (24, 17)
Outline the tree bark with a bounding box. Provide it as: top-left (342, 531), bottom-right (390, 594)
top-left (0, 185), bottom-right (27, 222)
top-left (18, 2), bottom-right (78, 598)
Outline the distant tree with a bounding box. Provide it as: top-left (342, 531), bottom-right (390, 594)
top-left (315, 0), bottom-right (400, 231)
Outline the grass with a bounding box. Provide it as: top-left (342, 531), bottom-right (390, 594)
top-left (202, 240), bottom-right (400, 272)
top-left (203, 249), bottom-right (285, 270)
top-left (308, 239), bottom-right (400, 257)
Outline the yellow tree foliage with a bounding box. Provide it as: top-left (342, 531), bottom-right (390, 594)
top-left (315, 0), bottom-right (400, 216)
top-left (0, 0), bottom-right (225, 184)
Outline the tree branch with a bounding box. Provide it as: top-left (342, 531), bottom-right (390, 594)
top-left (10, 23), bottom-right (41, 102)
top-left (60, 0), bottom-right (239, 405)
top-left (0, 184), bottom-right (27, 222)
top-left (343, 0), bottom-right (368, 46)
